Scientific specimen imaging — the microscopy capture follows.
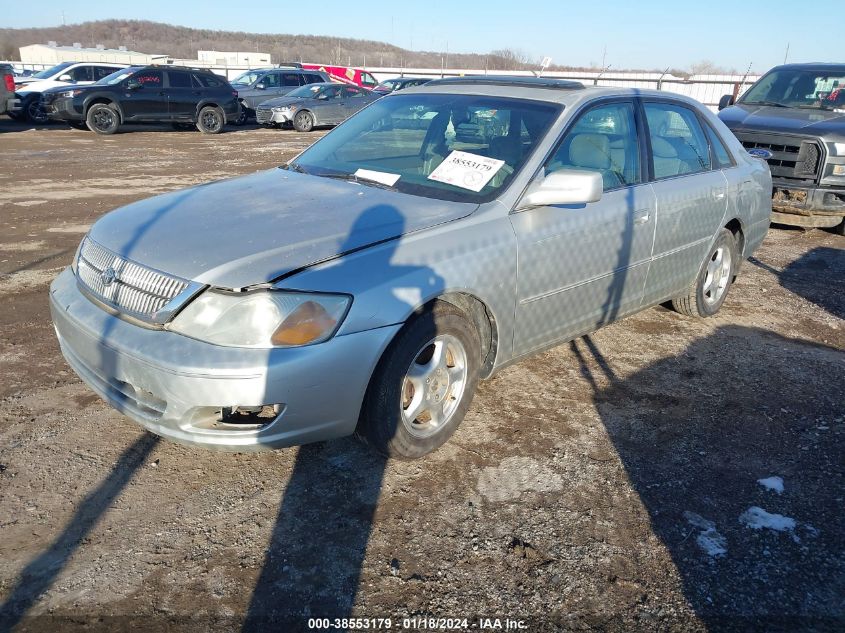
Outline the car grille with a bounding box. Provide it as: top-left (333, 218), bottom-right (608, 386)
top-left (736, 132), bottom-right (823, 183)
top-left (76, 237), bottom-right (201, 324)
top-left (255, 108), bottom-right (272, 124)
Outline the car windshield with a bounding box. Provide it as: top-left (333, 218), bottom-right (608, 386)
top-left (290, 93), bottom-right (561, 203)
top-left (286, 84), bottom-right (327, 98)
top-left (231, 71), bottom-right (264, 85)
top-left (741, 68), bottom-right (845, 110)
top-left (97, 67), bottom-right (141, 85)
top-left (32, 62), bottom-right (74, 79)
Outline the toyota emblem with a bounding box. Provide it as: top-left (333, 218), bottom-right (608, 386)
top-left (101, 267), bottom-right (116, 286)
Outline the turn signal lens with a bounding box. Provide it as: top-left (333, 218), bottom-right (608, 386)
top-left (271, 301), bottom-right (337, 345)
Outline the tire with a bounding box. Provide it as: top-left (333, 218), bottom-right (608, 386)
top-left (24, 96), bottom-right (48, 124)
top-left (357, 302), bottom-right (481, 459)
top-left (671, 228), bottom-right (737, 317)
top-left (86, 103), bottom-right (120, 135)
top-left (293, 110), bottom-right (314, 132)
top-left (196, 106), bottom-right (224, 134)
top-left (67, 121), bottom-right (88, 130)
top-left (831, 218), bottom-right (845, 236)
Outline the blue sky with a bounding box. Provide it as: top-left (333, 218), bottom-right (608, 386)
top-left (6, 0), bottom-right (841, 72)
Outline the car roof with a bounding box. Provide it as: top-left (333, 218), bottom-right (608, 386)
top-left (770, 63), bottom-right (845, 73)
top-left (407, 77), bottom-right (704, 109)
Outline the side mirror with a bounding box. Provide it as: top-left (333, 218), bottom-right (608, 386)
top-left (126, 79), bottom-right (141, 90)
top-left (255, 83), bottom-right (265, 90)
top-left (58, 73), bottom-right (73, 82)
top-left (718, 94), bottom-right (735, 111)
top-left (517, 170), bottom-right (603, 210)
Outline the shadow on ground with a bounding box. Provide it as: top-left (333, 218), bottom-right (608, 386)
top-left (572, 326), bottom-right (844, 630)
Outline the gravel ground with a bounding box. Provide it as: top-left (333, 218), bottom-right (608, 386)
top-left (0, 118), bottom-right (843, 633)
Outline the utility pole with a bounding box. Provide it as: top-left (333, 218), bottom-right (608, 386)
top-left (783, 42), bottom-right (790, 64)
top-left (61, 10), bottom-right (66, 26)
top-left (601, 44), bottom-right (606, 69)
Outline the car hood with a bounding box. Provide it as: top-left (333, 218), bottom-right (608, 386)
top-left (16, 79), bottom-right (71, 95)
top-left (719, 103), bottom-right (845, 140)
top-left (87, 168), bottom-right (477, 289)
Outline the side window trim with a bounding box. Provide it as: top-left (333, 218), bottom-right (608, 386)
top-left (542, 97), bottom-right (644, 193)
top-left (698, 115), bottom-right (738, 169)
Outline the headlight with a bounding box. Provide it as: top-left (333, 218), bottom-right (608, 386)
top-left (168, 289), bottom-right (351, 348)
top-left (272, 105), bottom-right (295, 113)
top-left (61, 89), bottom-right (84, 98)
top-left (831, 142), bottom-right (845, 156)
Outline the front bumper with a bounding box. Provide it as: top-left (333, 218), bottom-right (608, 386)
top-left (771, 181), bottom-right (845, 228)
top-left (43, 96), bottom-right (83, 121)
top-left (49, 268), bottom-right (399, 451)
top-left (256, 108), bottom-right (293, 125)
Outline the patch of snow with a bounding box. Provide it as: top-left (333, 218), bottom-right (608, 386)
top-left (683, 511), bottom-right (727, 558)
top-left (739, 506), bottom-right (796, 532)
top-left (757, 476), bottom-right (784, 494)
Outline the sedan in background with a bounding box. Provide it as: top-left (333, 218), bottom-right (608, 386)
top-left (372, 77), bottom-right (431, 95)
top-left (256, 82), bottom-right (379, 131)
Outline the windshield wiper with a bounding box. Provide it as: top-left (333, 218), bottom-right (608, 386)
top-left (744, 100), bottom-right (789, 108)
top-left (283, 162), bottom-right (307, 174)
top-left (317, 172), bottom-right (398, 191)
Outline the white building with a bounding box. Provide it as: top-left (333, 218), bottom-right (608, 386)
top-left (197, 50), bottom-right (271, 67)
top-left (19, 42), bottom-right (167, 65)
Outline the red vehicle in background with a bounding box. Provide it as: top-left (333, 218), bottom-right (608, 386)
top-left (301, 63), bottom-right (378, 90)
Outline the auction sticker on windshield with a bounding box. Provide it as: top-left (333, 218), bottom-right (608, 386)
top-left (428, 151), bottom-right (505, 192)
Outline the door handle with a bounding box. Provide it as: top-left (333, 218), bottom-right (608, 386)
top-left (634, 210), bottom-right (650, 225)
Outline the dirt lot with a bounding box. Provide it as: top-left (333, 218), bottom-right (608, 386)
top-left (0, 118), bottom-right (843, 633)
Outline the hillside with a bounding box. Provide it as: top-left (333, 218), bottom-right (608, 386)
top-left (0, 19), bottom-right (544, 71)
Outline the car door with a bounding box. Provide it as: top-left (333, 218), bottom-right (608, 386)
top-left (314, 85), bottom-right (344, 124)
top-left (120, 70), bottom-right (166, 120)
top-left (165, 70), bottom-right (195, 120)
top-left (340, 86), bottom-right (371, 119)
top-left (640, 100), bottom-right (729, 305)
top-left (510, 99), bottom-right (657, 357)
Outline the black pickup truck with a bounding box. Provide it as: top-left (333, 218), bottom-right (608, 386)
top-left (718, 63), bottom-right (845, 235)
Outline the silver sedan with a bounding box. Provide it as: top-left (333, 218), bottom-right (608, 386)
top-left (50, 77), bottom-right (771, 459)
top-left (255, 82), bottom-right (380, 132)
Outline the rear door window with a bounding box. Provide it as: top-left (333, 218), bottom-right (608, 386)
top-left (192, 73), bottom-right (222, 88)
top-left (281, 73), bottom-right (302, 86)
top-left (704, 124), bottom-right (734, 169)
top-left (167, 72), bottom-right (192, 88)
top-left (93, 66), bottom-right (117, 81)
top-left (644, 102), bottom-right (711, 178)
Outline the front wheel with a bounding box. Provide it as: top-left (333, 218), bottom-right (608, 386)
top-left (357, 302), bottom-right (481, 459)
top-left (196, 106), bottom-right (224, 134)
top-left (671, 228), bottom-right (737, 317)
top-left (25, 96), bottom-right (48, 124)
top-left (86, 103), bottom-right (120, 135)
top-left (293, 110), bottom-right (314, 132)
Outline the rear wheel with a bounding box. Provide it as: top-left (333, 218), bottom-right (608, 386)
top-left (196, 106), bottom-right (224, 134)
top-left (671, 228), bottom-right (737, 317)
top-left (357, 302), bottom-right (481, 459)
top-left (293, 110), bottom-right (314, 132)
top-left (86, 103), bottom-right (120, 135)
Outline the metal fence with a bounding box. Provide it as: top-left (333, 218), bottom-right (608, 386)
top-left (5, 61), bottom-right (760, 112)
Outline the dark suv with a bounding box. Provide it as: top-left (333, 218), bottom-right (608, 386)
top-left (42, 65), bottom-right (240, 135)
top-left (718, 63), bottom-right (845, 234)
